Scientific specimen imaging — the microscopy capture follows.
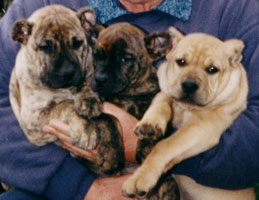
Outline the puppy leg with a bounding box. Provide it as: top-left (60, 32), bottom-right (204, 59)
top-left (135, 92), bottom-right (173, 162)
top-left (69, 115), bottom-right (98, 150)
top-left (122, 109), bottom-right (232, 198)
top-left (74, 79), bottom-right (102, 118)
top-left (135, 92), bottom-right (173, 140)
top-left (50, 101), bottom-right (99, 150)
top-left (94, 114), bottom-right (124, 174)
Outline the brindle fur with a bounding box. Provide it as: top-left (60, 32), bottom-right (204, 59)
top-left (9, 5), bottom-right (123, 175)
top-left (90, 23), bottom-right (180, 199)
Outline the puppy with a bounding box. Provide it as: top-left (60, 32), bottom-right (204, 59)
top-left (122, 27), bottom-right (255, 200)
top-left (90, 23), bottom-right (179, 199)
top-left (9, 5), bottom-right (123, 175)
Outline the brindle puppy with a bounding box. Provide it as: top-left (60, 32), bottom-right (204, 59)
top-left (90, 23), bottom-right (180, 199)
top-left (9, 5), bottom-right (123, 175)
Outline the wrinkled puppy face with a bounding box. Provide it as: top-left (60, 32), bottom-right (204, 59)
top-left (91, 23), bottom-right (152, 97)
top-left (12, 5), bottom-right (96, 89)
top-left (159, 28), bottom-right (244, 107)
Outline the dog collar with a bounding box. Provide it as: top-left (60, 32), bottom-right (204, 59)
top-left (87, 0), bottom-right (192, 24)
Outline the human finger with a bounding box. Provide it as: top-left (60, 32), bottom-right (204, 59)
top-left (48, 119), bottom-right (70, 136)
top-left (62, 141), bottom-right (98, 161)
top-left (42, 123), bottom-right (72, 144)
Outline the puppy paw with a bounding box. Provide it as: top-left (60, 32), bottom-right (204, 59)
top-left (70, 119), bottom-right (98, 149)
top-left (122, 169), bottom-right (159, 199)
top-left (74, 93), bottom-right (102, 118)
top-left (134, 121), bottom-right (164, 141)
top-left (96, 141), bottom-right (124, 174)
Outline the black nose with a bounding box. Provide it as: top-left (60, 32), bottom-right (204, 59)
top-left (56, 66), bottom-right (76, 80)
top-left (181, 80), bottom-right (199, 95)
top-left (95, 72), bottom-right (108, 83)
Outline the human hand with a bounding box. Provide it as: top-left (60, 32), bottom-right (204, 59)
top-left (42, 102), bottom-right (139, 163)
top-left (42, 119), bottom-right (98, 161)
top-left (103, 102), bottom-right (139, 163)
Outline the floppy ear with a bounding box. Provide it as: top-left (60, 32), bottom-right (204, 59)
top-left (224, 39), bottom-right (245, 65)
top-left (12, 19), bottom-right (33, 45)
top-left (76, 7), bottom-right (104, 46)
top-left (144, 26), bottom-right (184, 59)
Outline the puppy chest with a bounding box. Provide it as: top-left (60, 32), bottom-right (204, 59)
top-left (172, 102), bottom-right (192, 128)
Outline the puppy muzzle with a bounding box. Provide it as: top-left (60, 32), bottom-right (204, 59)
top-left (41, 63), bottom-right (85, 89)
top-left (179, 79), bottom-right (202, 105)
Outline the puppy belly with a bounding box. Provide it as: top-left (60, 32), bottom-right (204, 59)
top-left (174, 175), bottom-right (255, 200)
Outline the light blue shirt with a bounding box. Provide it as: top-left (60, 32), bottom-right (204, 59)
top-left (88, 0), bottom-right (192, 24)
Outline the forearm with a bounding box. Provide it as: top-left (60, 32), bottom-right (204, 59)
top-left (84, 174), bottom-right (131, 200)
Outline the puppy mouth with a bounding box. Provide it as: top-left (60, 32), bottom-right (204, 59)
top-left (180, 95), bottom-right (199, 105)
top-left (172, 93), bottom-right (205, 107)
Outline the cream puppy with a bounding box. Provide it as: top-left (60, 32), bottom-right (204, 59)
top-left (122, 27), bottom-right (254, 200)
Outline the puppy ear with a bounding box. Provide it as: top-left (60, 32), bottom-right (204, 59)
top-left (144, 26), bottom-right (184, 59)
top-left (224, 39), bottom-right (245, 65)
top-left (167, 26), bottom-right (184, 47)
top-left (12, 19), bottom-right (33, 44)
top-left (144, 32), bottom-right (172, 59)
top-left (76, 7), bottom-right (104, 46)
top-left (77, 7), bottom-right (96, 31)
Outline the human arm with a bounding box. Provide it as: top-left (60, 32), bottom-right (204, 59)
top-left (0, 1), bottom-right (97, 200)
top-left (85, 174), bottom-right (132, 200)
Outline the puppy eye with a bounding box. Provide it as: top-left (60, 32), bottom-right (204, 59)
top-left (121, 57), bottom-right (127, 64)
top-left (38, 40), bottom-right (56, 54)
top-left (175, 59), bottom-right (187, 67)
top-left (72, 37), bottom-right (83, 50)
top-left (206, 66), bottom-right (219, 74)
top-left (120, 55), bottom-right (134, 64)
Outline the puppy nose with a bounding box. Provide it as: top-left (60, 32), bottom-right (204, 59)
top-left (181, 80), bottom-right (199, 95)
top-left (95, 73), bottom-right (108, 83)
top-left (57, 66), bottom-right (76, 79)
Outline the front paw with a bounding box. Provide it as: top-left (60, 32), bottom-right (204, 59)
top-left (70, 119), bottom-right (98, 150)
top-left (74, 94), bottom-right (102, 118)
top-left (122, 169), bottom-right (159, 199)
top-left (96, 141), bottom-right (124, 174)
top-left (134, 121), bottom-right (164, 141)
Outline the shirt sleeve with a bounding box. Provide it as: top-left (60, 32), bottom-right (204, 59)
top-left (173, 0), bottom-right (259, 189)
top-left (0, 0), bottom-right (95, 199)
